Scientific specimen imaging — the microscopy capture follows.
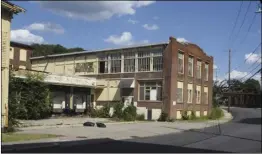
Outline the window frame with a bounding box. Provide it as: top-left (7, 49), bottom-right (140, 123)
top-left (188, 56), bottom-right (194, 77)
top-left (205, 63), bottom-right (209, 81)
top-left (139, 82), bottom-right (162, 101)
top-left (177, 81), bottom-right (184, 103)
top-left (178, 52), bottom-right (184, 74)
top-left (196, 60), bottom-right (202, 79)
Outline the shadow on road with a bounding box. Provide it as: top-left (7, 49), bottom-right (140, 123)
top-left (2, 138), bottom-right (228, 153)
top-left (237, 118), bottom-right (262, 125)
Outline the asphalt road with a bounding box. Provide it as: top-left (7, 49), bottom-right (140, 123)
top-left (2, 107), bottom-right (261, 153)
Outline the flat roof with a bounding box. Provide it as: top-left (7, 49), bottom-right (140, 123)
top-left (1, 1), bottom-right (25, 14)
top-left (30, 42), bottom-right (169, 60)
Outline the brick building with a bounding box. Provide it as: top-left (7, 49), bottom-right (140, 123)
top-left (28, 36), bottom-right (213, 120)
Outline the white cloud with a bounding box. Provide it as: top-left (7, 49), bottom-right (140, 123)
top-left (104, 32), bottom-right (133, 46)
top-left (26, 22), bottom-right (64, 34)
top-left (225, 70), bottom-right (261, 81)
top-left (38, 1), bottom-right (155, 21)
top-left (128, 19), bottom-right (138, 24)
top-left (142, 24), bottom-right (159, 30)
top-left (213, 64), bottom-right (218, 69)
top-left (153, 16), bottom-right (159, 20)
top-left (245, 53), bottom-right (261, 64)
top-left (176, 37), bottom-right (189, 44)
top-left (11, 29), bottom-right (45, 44)
top-left (104, 32), bottom-right (149, 46)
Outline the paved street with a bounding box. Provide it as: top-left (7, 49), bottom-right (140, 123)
top-left (2, 107), bottom-right (261, 153)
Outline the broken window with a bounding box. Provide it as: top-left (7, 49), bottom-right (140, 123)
top-left (187, 83), bottom-right (193, 103)
top-left (205, 63), bottom-right (209, 81)
top-left (124, 51), bottom-right (135, 72)
top-left (99, 55), bottom-right (108, 73)
top-left (177, 81), bottom-right (183, 102)
top-left (75, 62), bottom-right (94, 73)
top-left (152, 50), bottom-right (163, 71)
top-left (197, 61), bottom-right (202, 79)
top-left (110, 53), bottom-right (121, 73)
top-left (178, 52), bottom-right (184, 74)
top-left (204, 92), bottom-right (208, 104)
top-left (188, 56), bottom-right (194, 77)
top-left (138, 51), bottom-right (150, 72)
top-left (196, 86), bottom-right (201, 104)
top-left (139, 81), bottom-right (162, 101)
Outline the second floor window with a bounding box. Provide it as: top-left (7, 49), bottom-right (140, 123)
top-left (205, 64), bottom-right (209, 81)
top-left (188, 57), bottom-right (193, 77)
top-left (197, 61), bottom-right (202, 79)
top-left (187, 84), bottom-right (193, 103)
top-left (178, 52), bottom-right (184, 74)
top-left (196, 86), bottom-right (201, 104)
top-left (177, 81), bottom-right (183, 103)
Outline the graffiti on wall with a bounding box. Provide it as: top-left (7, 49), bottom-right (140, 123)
top-left (75, 62), bottom-right (94, 73)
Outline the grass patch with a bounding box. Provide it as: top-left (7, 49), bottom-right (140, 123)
top-left (2, 133), bottom-right (60, 143)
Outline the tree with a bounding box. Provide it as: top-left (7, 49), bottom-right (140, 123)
top-left (31, 44), bottom-right (85, 57)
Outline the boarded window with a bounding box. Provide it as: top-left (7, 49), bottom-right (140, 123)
top-left (177, 81), bottom-right (183, 103)
top-left (139, 81), bottom-right (162, 101)
top-left (75, 62), bottom-right (94, 73)
top-left (188, 57), bottom-right (193, 77)
top-left (205, 64), bottom-right (209, 81)
top-left (124, 52), bottom-right (135, 72)
top-left (197, 61), bottom-right (202, 79)
top-left (138, 51), bottom-right (150, 72)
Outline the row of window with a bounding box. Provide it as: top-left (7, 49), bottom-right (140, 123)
top-left (178, 52), bottom-right (209, 81)
top-left (138, 81), bottom-right (209, 104)
top-left (177, 82), bottom-right (208, 104)
top-left (99, 50), bottom-right (163, 73)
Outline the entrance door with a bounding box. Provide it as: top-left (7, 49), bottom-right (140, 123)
top-left (147, 109), bottom-right (152, 120)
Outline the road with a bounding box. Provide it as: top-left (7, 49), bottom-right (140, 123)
top-left (2, 107), bottom-right (261, 153)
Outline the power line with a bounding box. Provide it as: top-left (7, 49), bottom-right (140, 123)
top-left (243, 68), bottom-right (261, 82)
top-left (240, 13), bottom-right (257, 44)
top-left (239, 63), bottom-right (261, 81)
top-left (231, 1), bottom-right (252, 48)
top-left (246, 56), bottom-right (261, 70)
top-left (227, 1), bottom-right (244, 47)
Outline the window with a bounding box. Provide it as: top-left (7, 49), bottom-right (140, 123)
top-left (138, 51), bottom-right (150, 72)
top-left (187, 84), bottom-right (193, 103)
top-left (177, 81), bottom-right (183, 103)
top-left (178, 52), bottom-right (184, 74)
top-left (110, 53), bottom-right (121, 73)
top-left (205, 64), bottom-right (209, 81)
top-left (197, 61), bottom-right (202, 79)
top-left (139, 82), bottom-right (162, 101)
top-left (196, 86), bottom-right (201, 104)
top-left (204, 87), bottom-right (208, 104)
top-left (152, 50), bottom-right (163, 71)
top-left (99, 55), bottom-right (108, 73)
top-left (75, 62), bottom-right (94, 73)
top-left (188, 57), bottom-right (193, 77)
top-left (124, 51), bottom-right (135, 72)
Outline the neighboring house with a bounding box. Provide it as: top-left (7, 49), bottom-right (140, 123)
top-left (10, 41), bottom-right (33, 70)
top-left (29, 37), bottom-right (213, 120)
top-left (1, 1), bottom-right (25, 129)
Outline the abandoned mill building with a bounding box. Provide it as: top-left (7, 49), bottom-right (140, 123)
top-left (16, 37), bottom-right (213, 120)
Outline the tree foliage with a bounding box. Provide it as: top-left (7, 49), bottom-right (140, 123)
top-left (8, 70), bottom-right (52, 122)
top-left (31, 44), bottom-right (85, 57)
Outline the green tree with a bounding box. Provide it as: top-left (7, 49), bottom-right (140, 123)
top-left (31, 44), bottom-right (85, 57)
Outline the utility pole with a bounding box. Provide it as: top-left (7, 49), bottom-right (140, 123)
top-left (255, 2), bottom-right (262, 91)
top-left (228, 49), bottom-right (231, 112)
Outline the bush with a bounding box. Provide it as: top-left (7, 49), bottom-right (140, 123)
top-left (96, 104), bottom-right (111, 118)
top-left (158, 112), bottom-right (168, 122)
top-left (112, 102), bottom-right (124, 118)
top-left (190, 111), bottom-right (197, 120)
top-left (182, 110), bottom-right (189, 120)
top-left (8, 71), bottom-right (52, 122)
top-left (167, 118), bottom-right (175, 122)
top-left (123, 105), bottom-right (137, 121)
top-left (136, 114), bottom-right (145, 121)
top-left (208, 107), bottom-right (224, 120)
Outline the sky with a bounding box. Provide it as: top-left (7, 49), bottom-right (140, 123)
top-left (10, 1), bottom-right (262, 83)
